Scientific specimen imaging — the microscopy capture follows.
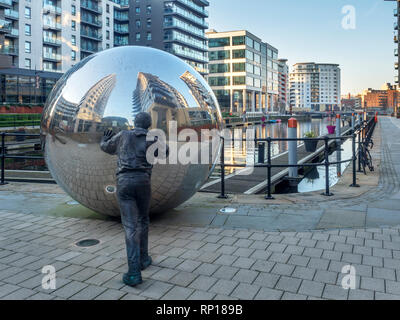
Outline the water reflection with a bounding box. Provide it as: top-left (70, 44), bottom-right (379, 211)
top-left (222, 118), bottom-right (334, 175)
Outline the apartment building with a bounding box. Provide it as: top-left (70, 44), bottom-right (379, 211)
top-left (289, 63), bottom-right (341, 112)
top-left (361, 83), bottom-right (399, 112)
top-left (206, 29), bottom-right (279, 114)
top-left (0, 0), bottom-right (129, 73)
top-left (129, 0), bottom-right (209, 75)
top-left (278, 58), bottom-right (289, 112)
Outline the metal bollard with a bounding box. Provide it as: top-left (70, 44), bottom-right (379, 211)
top-left (351, 113), bottom-right (355, 133)
top-left (350, 133), bottom-right (360, 187)
top-left (265, 137), bottom-right (274, 200)
top-left (258, 142), bottom-right (265, 164)
top-left (218, 137), bottom-right (228, 199)
top-left (0, 133), bottom-right (7, 186)
top-left (336, 114), bottom-right (342, 177)
top-left (288, 118), bottom-right (298, 178)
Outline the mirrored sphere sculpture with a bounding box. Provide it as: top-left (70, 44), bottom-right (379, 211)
top-left (41, 46), bottom-right (223, 216)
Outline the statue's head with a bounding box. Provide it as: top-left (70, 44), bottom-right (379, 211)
top-left (134, 112), bottom-right (152, 130)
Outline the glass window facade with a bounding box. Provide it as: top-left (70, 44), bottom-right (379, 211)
top-left (232, 49), bottom-right (245, 59)
top-left (209, 50), bottom-right (230, 61)
top-left (209, 63), bottom-right (230, 73)
top-left (233, 63), bottom-right (245, 72)
top-left (208, 76), bottom-right (230, 86)
top-left (233, 76), bottom-right (246, 85)
top-left (232, 36), bottom-right (245, 46)
top-left (209, 37), bottom-right (230, 48)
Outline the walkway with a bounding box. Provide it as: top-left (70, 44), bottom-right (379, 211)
top-left (0, 117), bottom-right (399, 300)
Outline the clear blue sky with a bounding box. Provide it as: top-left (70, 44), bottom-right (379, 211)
top-left (208, 0), bottom-right (395, 95)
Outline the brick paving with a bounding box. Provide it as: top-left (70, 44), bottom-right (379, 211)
top-left (0, 118), bottom-right (400, 300)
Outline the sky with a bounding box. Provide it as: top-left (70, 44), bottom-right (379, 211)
top-left (207, 0), bottom-right (396, 95)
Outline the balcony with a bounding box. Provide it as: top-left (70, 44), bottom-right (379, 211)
top-left (0, 18), bottom-right (12, 33)
top-left (43, 36), bottom-right (62, 46)
top-left (175, 0), bottom-right (209, 18)
top-left (81, 44), bottom-right (100, 54)
top-left (395, 76), bottom-right (399, 84)
top-left (395, 48), bottom-right (398, 57)
top-left (81, 0), bottom-right (103, 14)
top-left (0, 44), bottom-right (18, 55)
top-left (81, 16), bottom-right (102, 27)
top-left (165, 4), bottom-right (209, 29)
top-left (395, 36), bottom-right (398, 44)
top-left (43, 3), bottom-right (62, 15)
top-left (113, 26), bottom-right (129, 34)
top-left (396, 63), bottom-right (399, 70)
top-left (43, 65), bottom-right (61, 73)
top-left (43, 52), bottom-right (61, 61)
top-left (43, 21), bottom-right (62, 31)
top-left (81, 29), bottom-right (102, 41)
top-left (395, 8), bottom-right (398, 17)
top-left (114, 12), bottom-right (129, 22)
top-left (0, 0), bottom-right (12, 8)
top-left (4, 8), bottom-right (18, 20)
top-left (395, 22), bottom-right (398, 30)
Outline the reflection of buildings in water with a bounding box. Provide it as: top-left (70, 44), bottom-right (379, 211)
top-left (132, 72), bottom-right (189, 132)
top-left (73, 73), bottom-right (117, 133)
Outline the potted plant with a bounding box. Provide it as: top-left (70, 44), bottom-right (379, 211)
top-left (304, 131), bottom-right (318, 152)
top-left (327, 117), bottom-right (336, 134)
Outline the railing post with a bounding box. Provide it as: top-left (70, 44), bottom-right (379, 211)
top-left (218, 136), bottom-right (228, 199)
top-left (350, 133), bottom-right (360, 188)
top-left (265, 137), bottom-right (274, 200)
top-left (258, 142), bottom-right (265, 164)
top-left (322, 136), bottom-right (333, 196)
top-left (357, 125), bottom-right (363, 173)
top-left (0, 133), bottom-right (7, 186)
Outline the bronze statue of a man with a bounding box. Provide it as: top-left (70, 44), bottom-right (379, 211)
top-left (100, 112), bottom-right (160, 287)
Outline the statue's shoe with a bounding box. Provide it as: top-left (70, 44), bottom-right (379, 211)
top-left (141, 256), bottom-right (152, 271)
top-left (122, 273), bottom-right (142, 287)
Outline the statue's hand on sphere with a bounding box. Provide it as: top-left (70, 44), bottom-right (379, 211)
top-left (103, 129), bottom-right (114, 142)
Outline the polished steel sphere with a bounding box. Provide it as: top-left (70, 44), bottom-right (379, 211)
top-left (41, 46), bottom-right (222, 216)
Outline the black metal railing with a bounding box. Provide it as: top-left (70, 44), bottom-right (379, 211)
top-left (0, 132), bottom-right (43, 185)
top-left (217, 117), bottom-right (377, 199)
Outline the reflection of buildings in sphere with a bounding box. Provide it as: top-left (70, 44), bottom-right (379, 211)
top-left (132, 72), bottom-right (189, 132)
top-left (73, 73), bottom-right (117, 133)
top-left (41, 46), bottom-right (223, 217)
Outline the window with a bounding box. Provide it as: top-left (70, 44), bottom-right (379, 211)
top-left (135, 7), bottom-right (140, 14)
top-left (209, 63), bottom-right (230, 74)
top-left (106, 4), bottom-right (110, 13)
top-left (72, 20), bottom-right (76, 31)
top-left (246, 51), bottom-right (253, 61)
top-left (233, 63), bottom-right (245, 72)
top-left (246, 63), bottom-right (253, 74)
top-left (106, 17), bottom-right (110, 27)
top-left (136, 20), bottom-right (141, 28)
top-left (246, 37), bottom-right (254, 48)
top-left (232, 36), bottom-right (245, 46)
top-left (25, 58), bottom-right (31, 69)
top-left (209, 37), bottom-right (230, 48)
top-left (233, 76), bottom-right (246, 85)
top-left (25, 7), bottom-right (31, 19)
top-left (106, 43), bottom-right (110, 49)
top-left (25, 41), bottom-right (31, 53)
top-left (146, 5), bottom-right (151, 14)
top-left (147, 32), bottom-right (152, 41)
top-left (25, 24), bottom-right (31, 36)
top-left (232, 49), bottom-right (245, 59)
top-left (71, 35), bottom-right (76, 46)
top-left (136, 33), bottom-right (141, 41)
top-left (72, 50), bottom-right (76, 61)
top-left (147, 18), bottom-right (151, 28)
top-left (71, 5), bottom-right (76, 16)
top-left (208, 77), bottom-right (230, 86)
top-left (209, 50), bottom-right (230, 61)
top-left (106, 31), bottom-right (110, 40)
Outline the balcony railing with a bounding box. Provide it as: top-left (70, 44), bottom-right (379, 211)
top-left (395, 49), bottom-right (398, 57)
top-left (395, 8), bottom-right (398, 17)
top-left (0, 0), bottom-right (12, 7)
top-left (81, 16), bottom-right (102, 27)
top-left (0, 45), bottom-right (18, 55)
top-left (43, 65), bottom-right (61, 73)
top-left (81, 0), bottom-right (103, 14)
top-left (0, 19), bottom-right (12, 33)
top-left (4, 9), bottom-right (18, 19)
top-left (43, 36), bottom-right (62, 45)
top-left (175, 0), bottom-right (209, 17)
top-left (43, 52), bottom-right (61, 61)
top-left (81, 29), bottom-right (102, 40)
top-left (43, 3), bottom-right (62, 15)
top-left (43, 21), bottom-right (62, 30)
